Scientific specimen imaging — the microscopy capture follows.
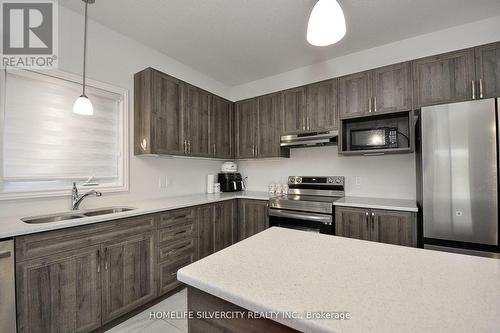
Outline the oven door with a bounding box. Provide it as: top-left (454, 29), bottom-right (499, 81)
top-left (269, 209), bottom-right (334, 234)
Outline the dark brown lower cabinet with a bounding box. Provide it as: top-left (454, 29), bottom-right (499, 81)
top-left (214, 200), bottom-right (238, 252)
top-left (335, 206), bottom-right (371, 241)
top-left (197, 200), bottom-right (238, 259)
top-left (15, 215), bottom-right (157, 333)
top-left (16, 246), bottom-right (102, 333)
top-left (157, 207), bottom-right (197, 296)
top-left (188, 287), bottom-right (299, 333)
top-left (101, 232), bottom-right (156, 323)
top-left (335, 206), bottom-right (417, 247)
top-left (238, 199), bottom-right (269, 241)
top-left (14, 199), bottom-right (267, 333)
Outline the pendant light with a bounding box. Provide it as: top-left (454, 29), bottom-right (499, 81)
top-left (73, 0), bottom-right (95, 115)
top-left (307, 0), bottom-right (346, 47)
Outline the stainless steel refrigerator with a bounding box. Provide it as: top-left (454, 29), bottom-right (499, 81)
top-left (419, 98), bottom-right (499, 257)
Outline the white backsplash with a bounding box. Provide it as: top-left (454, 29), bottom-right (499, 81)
top-left (239, 145), bottom-right (416, 200)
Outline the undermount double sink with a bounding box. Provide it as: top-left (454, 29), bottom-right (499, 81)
top-left (22, 207), bottom-right (136, 224)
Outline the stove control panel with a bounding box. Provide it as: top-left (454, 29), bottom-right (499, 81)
top-left (288, 176), bottom-right (344, 185)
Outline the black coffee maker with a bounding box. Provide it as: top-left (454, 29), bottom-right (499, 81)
top-left (218, 173), bottom-right (244, 192)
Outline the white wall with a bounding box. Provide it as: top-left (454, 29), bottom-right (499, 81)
top-left (0, 6), bottom-right (229, 218)
top-left (240, 146), bottom-right (416, 200)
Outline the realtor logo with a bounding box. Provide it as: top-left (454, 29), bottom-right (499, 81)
top-left (1, 0), bottom-right (58, 68)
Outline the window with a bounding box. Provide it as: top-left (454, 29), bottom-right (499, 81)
top-left (0, 69), bottom-right (129, 199)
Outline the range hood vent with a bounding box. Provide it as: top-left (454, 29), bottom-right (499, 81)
top-left (280, 130), bottom-right (338, 148)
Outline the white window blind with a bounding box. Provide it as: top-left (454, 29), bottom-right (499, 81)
top-left (0, 69), bottom-right (128, 198)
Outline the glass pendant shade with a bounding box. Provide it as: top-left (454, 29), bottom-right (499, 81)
top-left (73, 94), bottom-right (94, 115)
top-left (307, 0), bottom-right (346, 46)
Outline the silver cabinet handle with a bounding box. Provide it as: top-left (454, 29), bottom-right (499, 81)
top-left (183, 140), bottom-right (187, 154)
top-left (213, 143), bottom-right (216, 156)
top-left (365, 212), bottom-right (369, 216)
top-left (104, 248), bottom-right (108, 271)
top-left (97, 249), bottom-right (100, 273)
top-left (479, 79), bottom-right (483, 99)
top-left (188, 140), bottom-right (191, 154)
top-left (307, 117), bottom-right (310, 130)
top-left (471, 80), bottom-right (476, 100)
top-left (373, 96), bottom-right (377, 112)
top-left (368, 97), bottom-right (372, 113)
top-left (0, 251), bottom-right (11, 259)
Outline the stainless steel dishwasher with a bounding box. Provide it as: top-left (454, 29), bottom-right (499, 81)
top-left (0, 240), bottom-right (17, 332)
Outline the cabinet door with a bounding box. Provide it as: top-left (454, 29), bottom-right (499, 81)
top-left (257, 92), bottom-right (283, 158)
top-left (475, 42), bottom-right (500, 99)
top-left (238, 199), bottom-right (269, 241)
top-left (197, 204), bottom-right (215, 259)
top-left (371, 210), bottom-right (417, 247)
top-left (210, 96), bottom-right (233, 159)
top-left (101, 232), bottom-right (155, 323)
top-left (335, 207), bottom-right (371, 241)
top-left (281, 87), bottom-right (306, 133)
top-left (412, 49), bottom-right (475, 107)
top-left (152, 71), bottom-right (184, 155)
top-left (235, 99), bottom-right (258, 158)
top-left (338, 71), bottom-right (371, 119)
top-left (183, 85), bottom-right (211, 157)
top-left (372, 62), bottom-right (412, 114)
top-left (306, 79), bottom-right (338, 131)
top-left (214, 200), bottom-right (238, 252)
top-left (16, 246), bottom-right (101, 333)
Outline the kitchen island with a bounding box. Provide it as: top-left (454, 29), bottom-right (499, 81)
top-left (177, 227), bottom-right (500, 333)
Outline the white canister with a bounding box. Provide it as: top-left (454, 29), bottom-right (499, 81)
top-left (214, 183), bottom-right (221, 193)
top-left (268, 183), bottom-right (276, 194)
top-left (207, 174), bottom-right (215, 194)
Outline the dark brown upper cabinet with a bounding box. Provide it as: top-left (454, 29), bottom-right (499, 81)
top-left (281, 81), bottom-right (338, 134)
top-left (235, 94), bottom-right (289, 159)
top-left (339, 62), bottom-right (412, 119)
top-left (475, 41), bottom-right (500, 99)
top-left (412, 49), bottom-right (475, 108)
top-left (339, 71), bottom-right (372, 119)
top-left (306, 79), bottom-right (339, 131)
top-left (210, 96), bottom-right (234, 159)
top-left (257, 92), bottom-right (286, 158)
top-left (182, 84), bottom-right (211, 157)
top-left (371, 62), bottom-right (412, 114)
top-left (135, 68), bottom-right (184, 155)
top-left (234, 98), bottom-right (258, 159)
top-left (281, 86), bottom-right (306, 133)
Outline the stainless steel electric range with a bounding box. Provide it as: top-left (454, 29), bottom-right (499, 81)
top-left (269, 176), bottom-right (345, 234)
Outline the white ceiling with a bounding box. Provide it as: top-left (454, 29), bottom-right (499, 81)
top-left (62, 0), bottom-right (500, 86)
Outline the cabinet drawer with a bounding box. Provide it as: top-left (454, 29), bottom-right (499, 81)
top-left (158, 208), bottom-right (196, 229)
top-left (16, 215), bottom-right (156, 262)
top-left (158, 238), bottom-right (195, 263)
top-left (158, 253), bottom-right (194, 295)
top-left (158, 222), bottom-right (195, 245)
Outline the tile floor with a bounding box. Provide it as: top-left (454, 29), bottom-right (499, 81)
top-left (106, 288), bottom-right (188, 333)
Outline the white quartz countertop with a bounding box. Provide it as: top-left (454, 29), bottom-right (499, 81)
top-left (178, 227), bottom-right (500, 333)
top-left (334, 196), bottom-right (418, 212)
top-left (0, 191), bottom-right (271, 239)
